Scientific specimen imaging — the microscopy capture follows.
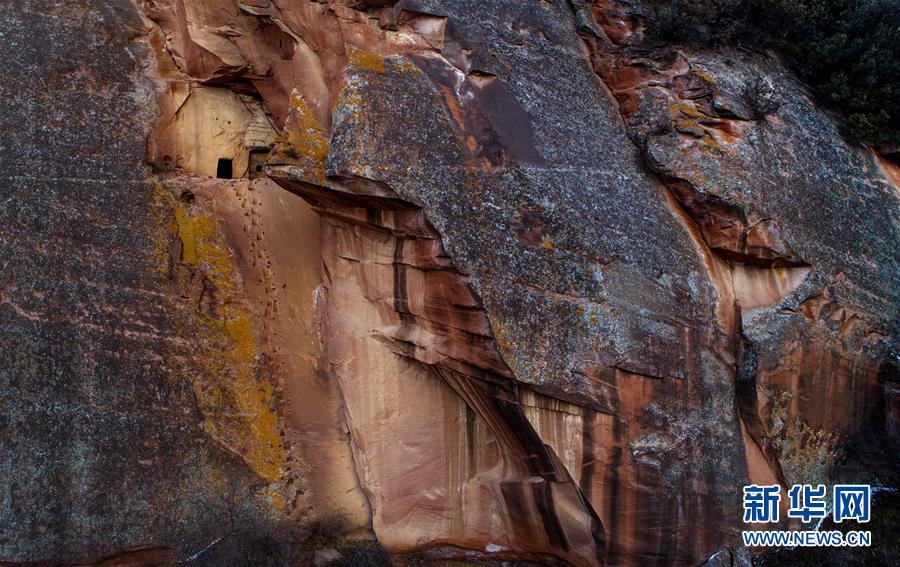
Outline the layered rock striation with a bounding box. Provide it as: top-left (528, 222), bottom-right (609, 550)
top-left (1, 0), bottom-right (897, 565)
top-left (0, 1), bottom-right (286, 563)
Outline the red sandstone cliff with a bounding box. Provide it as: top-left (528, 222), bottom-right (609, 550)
top-left (0, 0), bottom-right (897, 565)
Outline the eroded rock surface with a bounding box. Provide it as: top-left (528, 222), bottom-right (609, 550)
top-left (262, 2), bottom-right (749, 557)
top-left (580, 0), bottom-right (897, 494)
top-left (0, 1), bottom-right (284, 562)
top-left (2, 0), bottom-right (897, 565)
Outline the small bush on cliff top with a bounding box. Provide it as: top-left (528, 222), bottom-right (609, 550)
top-left (647, 0), bottom-right (900, 147)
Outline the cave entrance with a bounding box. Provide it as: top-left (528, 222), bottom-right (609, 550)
top-left (216, 158), bottom-right (233, 179)
top-left (248, 148), bottom-right (269, 180)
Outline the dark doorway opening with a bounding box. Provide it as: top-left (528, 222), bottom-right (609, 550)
top-left (248, 149), bottom-right (269, 180)
top-left (216, 158), bottom-right (233, 179)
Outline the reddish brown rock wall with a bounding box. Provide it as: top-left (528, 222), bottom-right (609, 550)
top-left (2, 0), bottom-right (896, 565)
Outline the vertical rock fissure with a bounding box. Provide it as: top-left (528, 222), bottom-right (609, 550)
top-left (568, 0), bottom-right (805, 494)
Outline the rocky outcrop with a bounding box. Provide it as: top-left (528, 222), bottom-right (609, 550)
top-left (261, 7), bottom-right (747, 558)
top-left (0, 1), bottom-right (284, 563)
top-left (578, 0), bottom-right (897, 492)
top-left (2, 0), bottom-right (897, 565)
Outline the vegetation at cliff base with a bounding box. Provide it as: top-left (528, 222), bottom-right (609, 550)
top-left (647, 0), bottom-right (900, 147)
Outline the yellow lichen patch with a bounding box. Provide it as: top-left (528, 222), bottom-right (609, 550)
top-left (346, 45), bottom-right (386, 73)
top-left (173, 203), bottom-right (237, 293)
top-left (157, 183), bottom-right (286, 505)
top-left (692, 69), bottom-right (714, 86)
top-left (281, 91), bottom-right (329, 161)
top-left (542, 235), bottom-right (554, 250)
top-left (670, 102), bottom-right (711, 120)
top-left (270, 90), bottom-right (330, 186)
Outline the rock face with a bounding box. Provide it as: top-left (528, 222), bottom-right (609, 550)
top-left (579, 0), bottom-right (897, 492)
top-left (0, 1), bottom-right (285, 563)
top-left (1, 0), bottom-right (897, 566)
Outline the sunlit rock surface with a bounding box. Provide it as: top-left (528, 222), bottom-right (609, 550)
top-left (1, 0), bottom-right (897, 565)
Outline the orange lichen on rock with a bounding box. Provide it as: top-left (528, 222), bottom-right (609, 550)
top-left (346, 45), bottom-right (386, 74)
top-left (277, 90), bottom-right (329, 161)
top-left (270, 90), bottom-right (331, 190)
top-left (158, 183), bottom-right (286, 504)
